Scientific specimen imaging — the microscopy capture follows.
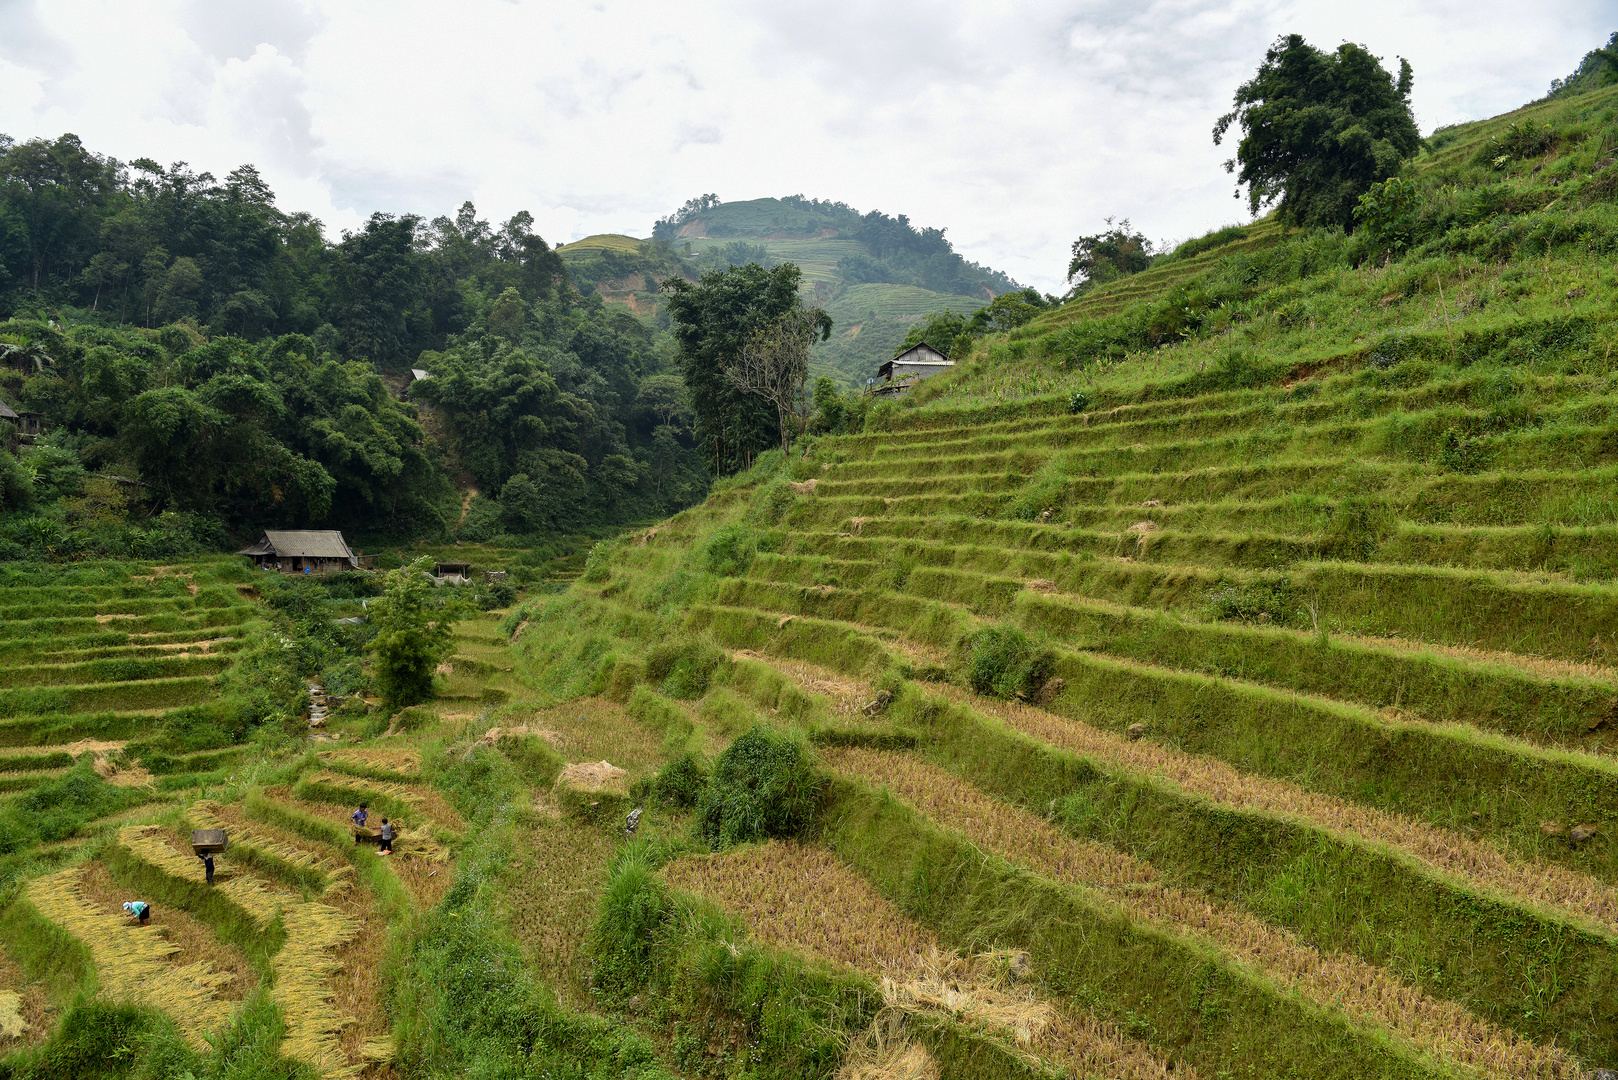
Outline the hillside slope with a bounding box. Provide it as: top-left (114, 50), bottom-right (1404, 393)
top-left (505, 79), bottom-right (1618, 1077)
top-left (8, 69), bottom-right (1618, 1080)
top-left (558, 195), bottom-right (1013, 387)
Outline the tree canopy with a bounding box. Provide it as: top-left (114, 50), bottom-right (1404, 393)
top-left (1067, 219), bottom-right (1154, 293)
top-left (0, 131), bottom-right (711, 557)
top-left (663, 263), bottom-right (809, 475)
top-left (1213, 35), bottom-right (1420, 230)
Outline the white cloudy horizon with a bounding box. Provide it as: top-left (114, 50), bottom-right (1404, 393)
top-left (0, 0), bottom-right (1611, 293)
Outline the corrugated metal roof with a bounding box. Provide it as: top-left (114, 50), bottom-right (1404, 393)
top-left (237, 530), bottom-right (356, 559)
top-left (0, 398), bottom-right (17, 421)
top-left (890, 343), bottom-right (950, 364)
top-left (410, 368), bottom-right (430, 381)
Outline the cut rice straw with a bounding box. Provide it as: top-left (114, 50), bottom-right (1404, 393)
top-left (25, 866), bottom-right (234, 1048)
top-left (663, 841), bottom-right (1183, 1080)
top-left (119, 825), bottom-right (286, 926)
top-left (120, 819), bottom-right (369, 1078)
top-left (826, 745), bottom-right (1582, 1080)
top-left (188, 801), bottom-right (354, 898)
top-left (934, 683), bottom-right (1618, 940)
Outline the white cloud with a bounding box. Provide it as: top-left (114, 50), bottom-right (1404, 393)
top-left (0, 0), bottom-right (1609, 290)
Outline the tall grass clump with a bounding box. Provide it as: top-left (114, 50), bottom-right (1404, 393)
top-left (961, 627), bottom-right (1053, 700)
top-left (704, 523), bottom-right (758, 576)
top-left (696, 725), bottom-right (824, 848)
top-left (644, 639), bottom-right (726, 700)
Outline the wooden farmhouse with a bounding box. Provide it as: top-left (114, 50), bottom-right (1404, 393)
top-left (873, 343), bottom-right (953, 395)
top-left (239, 530), bottom-right (361, 574)
top-left (0, 396), bottom-right (43, 446)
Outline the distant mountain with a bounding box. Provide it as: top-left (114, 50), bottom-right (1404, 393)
top-left (555, 195), bottom-right (1022, 387)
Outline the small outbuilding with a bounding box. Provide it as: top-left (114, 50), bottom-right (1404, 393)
top-left (239, 530), bottom-right (361, 574)
top-left (433, 561), bottom-right (472, 584)
top-left (0, 397), bottom-right (40, 446)
top-left (873, 343), bottom-right (953, 395)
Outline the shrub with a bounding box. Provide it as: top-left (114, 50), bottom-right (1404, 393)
top-left (703, 523), bottom-right (757, 576)
top-left (368, 558), bottom-right (459, 709)
top-left (1206, 576), bottom-right (1297, 624)
top-left (961, 626), bottom-right (1054, 700)
top-left (1323, 495), bottom-right (1394, 559)
top-left (645, 640), bottom-right (724, 700)
top-left (696, 725), bottom-right (823, 848)
top-left (582, 541), bottom-right (614, 583)
top-left (746, 480), bottom-right (796, 526)
top-left (1067, 390), bottom-right (1089, 413)
top-left (649, 751), bottom-right (709, 808)
top-left (475, 581), bottom-right (518, 610)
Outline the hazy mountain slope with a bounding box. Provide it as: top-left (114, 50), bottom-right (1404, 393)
top-left (559, 195), bottom-right (1014, 386)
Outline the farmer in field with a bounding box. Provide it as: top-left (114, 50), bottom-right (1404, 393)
top-left (123, 900), bottom-right (152, 925)
top-left (378, 817), bottom-right (395, 855)
top-left (197, 850), bottom-right (215, 885)
top-left (351, 802), bottom-right (369, 844)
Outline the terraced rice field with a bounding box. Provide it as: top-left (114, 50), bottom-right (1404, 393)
top-left (542, 338), bottom-right (1618, 1077)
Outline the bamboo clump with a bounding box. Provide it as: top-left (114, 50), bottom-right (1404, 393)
top-left (25, 866), bottom-right (233, 1048)
top-left (826, 746), bottom-right (1584, 1080)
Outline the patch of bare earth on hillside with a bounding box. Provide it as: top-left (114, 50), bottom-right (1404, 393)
top-left (929, 683), bottom-right (1618, 939)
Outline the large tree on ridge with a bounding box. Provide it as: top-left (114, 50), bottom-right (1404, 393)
top-left (1214, 35), bottom-right (1421, 230)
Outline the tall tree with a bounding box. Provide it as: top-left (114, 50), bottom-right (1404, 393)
top-left (725, 306), bottom-right (831, 455)
top-left (1213, 35), bottom-right (1420, 230)
top-left (663, 262), bottom-right (805, 474)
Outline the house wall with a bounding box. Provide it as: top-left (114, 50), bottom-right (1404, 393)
top-left (890, 361), bottom-right (951, 380)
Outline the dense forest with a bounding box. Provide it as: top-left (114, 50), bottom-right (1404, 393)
top-left (0, 135), bottom-right (713, 556)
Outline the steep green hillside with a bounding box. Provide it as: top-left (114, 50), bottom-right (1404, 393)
top-left (491, 79), bottom-right (1618, 1077)
top-left (9, 57), bottom-right (1618, 1080)
top-left (559, 195), bottom-right (1014, 386)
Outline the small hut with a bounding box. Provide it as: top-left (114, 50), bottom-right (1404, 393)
top-left (433, 561), bottom-right (472, 584)
top-left (239, 530), bottom-right (361, 574)
top-left (872, 343), bottom-right (953, 395)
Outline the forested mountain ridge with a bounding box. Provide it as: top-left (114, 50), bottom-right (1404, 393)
top-left (0, 137), bottom-right (712, 554)
top-left (560, 195), bottom-right (1023, 388)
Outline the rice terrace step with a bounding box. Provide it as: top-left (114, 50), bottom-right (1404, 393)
top-left (5, 27), bottom-right (1618, 1080)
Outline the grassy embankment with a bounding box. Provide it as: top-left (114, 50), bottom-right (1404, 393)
top-left (9, 76), bottom-right (1618, 1080)
top-left (494, 79), bottom-right (1618, 1078)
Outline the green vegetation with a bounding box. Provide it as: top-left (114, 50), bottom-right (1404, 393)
top-left (0, 145), bottom-right (713, 552)
top-left (9, 31), bottom-right (1618, 1080)
top-left (1214, 33), bottom-right (1420, 228)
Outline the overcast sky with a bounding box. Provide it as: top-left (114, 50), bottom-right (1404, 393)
top-left (0, 1), bottom-right (1611, 292)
